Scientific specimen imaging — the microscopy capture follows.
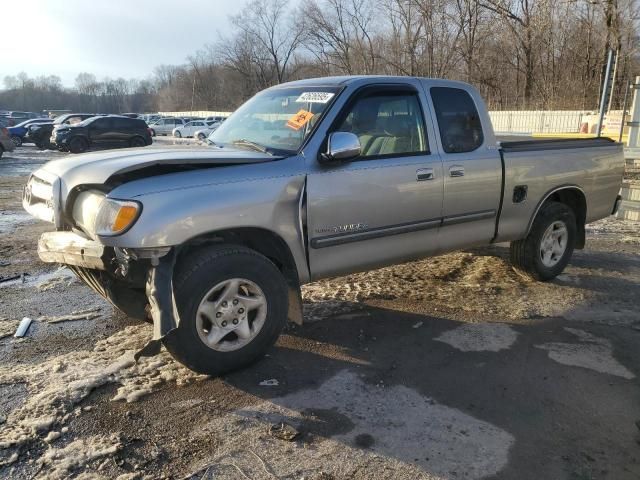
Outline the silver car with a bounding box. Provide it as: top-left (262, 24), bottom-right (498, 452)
top-left (148, 117), bottom-right (185, 136)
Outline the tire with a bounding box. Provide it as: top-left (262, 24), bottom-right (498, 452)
top-left (197, 133), bottom-right (206, 141)
top-left (129, 136), bottom-right (146, 148)
top-left (0, 147), bottom-right (3, 159)
top-left (174, 130), bottom-right (182, 138)
top-left (510, 201), bottom-right (576, 281)
top-left (68, 137), bottom-right (88, 154)
top-left (11, 135), bottom-right (22, 147)
top-left (149, 129), bottom-right (156, 137)
top-left (164, 245), bottom-right (288, 375)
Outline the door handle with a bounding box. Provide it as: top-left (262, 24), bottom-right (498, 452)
top-left (449, 165), bottom-right (465, 177)
top-left (416, 168), bottom-right (434, 181)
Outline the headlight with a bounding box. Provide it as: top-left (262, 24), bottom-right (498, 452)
top-left (73, 191), bottom-right (141, 237)
top-left (95, 198), bottom-right (141, 236)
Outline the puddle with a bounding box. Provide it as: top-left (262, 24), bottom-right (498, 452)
top-left (0, 267), bottom-right (76, 290)
top-left (0, 212), bottom-right (34, 234)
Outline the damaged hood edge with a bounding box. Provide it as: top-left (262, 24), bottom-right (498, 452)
top-left (35, 147), bottom-right (279, 198)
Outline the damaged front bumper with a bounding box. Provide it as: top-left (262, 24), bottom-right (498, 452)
top-left (38, 231), bottom-right (108, 270)
top-left (37, 231), bottom-right (180, 359)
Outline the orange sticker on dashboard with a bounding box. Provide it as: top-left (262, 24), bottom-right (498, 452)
top-left (286, 109), bottom-right (314, 130)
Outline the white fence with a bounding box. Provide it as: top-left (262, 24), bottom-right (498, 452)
top-left (488, 110), bottom-right (589, 134)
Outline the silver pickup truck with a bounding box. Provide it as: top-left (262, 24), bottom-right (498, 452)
top-left (23, 76), bottom-right (624, 374)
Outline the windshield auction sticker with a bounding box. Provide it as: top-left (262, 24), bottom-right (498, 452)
top-left (286, 109), bottom-right (314, 130)
top-left (296, 92), bottom-right (335, 104)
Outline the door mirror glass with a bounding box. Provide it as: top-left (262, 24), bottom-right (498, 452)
top-left (323, 132), bottom-right (361, 163)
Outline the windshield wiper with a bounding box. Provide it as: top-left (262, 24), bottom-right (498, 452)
top-left (231, 139), bottom-right (272, 155)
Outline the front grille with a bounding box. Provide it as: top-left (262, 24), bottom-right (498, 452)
top-left (23, 173), bottom-right (57, 224)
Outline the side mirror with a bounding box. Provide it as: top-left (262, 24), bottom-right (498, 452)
top-left (321, 132), bottom-right (361, 163)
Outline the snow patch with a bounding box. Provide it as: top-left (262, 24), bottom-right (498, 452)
top-left (0, 325), bottom-right (206, 450)
top-left (39, 434), bottom-right (121, 480)
top-left (435, 323), bottom-right (519, 352)
top-left (536, 328), bottom-right (635, 379)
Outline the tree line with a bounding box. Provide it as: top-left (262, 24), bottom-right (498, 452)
top-left (2, 0), bottom-right (638, 114)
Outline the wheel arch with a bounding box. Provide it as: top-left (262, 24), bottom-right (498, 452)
top-left (527, 185), bottom-right (587, 249)
top-left (177, 226), bottom-right (304, 324)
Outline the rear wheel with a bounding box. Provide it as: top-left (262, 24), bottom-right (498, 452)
top-left (149, 129), bottom-right (156, 137)
top-left (197, 132), bottom-right (206, 141)
top-left (68, 137), bottom-right (88, 154)
top-left (510, 201), bottom-right (576, 281)
top-left (164, 245), bottom-right (288, 375)
top-left (129, 136), bottom-right (146, 148)
top-left (174, 130), bottom-right (182, 138)
top-left (10, 135), bottom-right (22, 147)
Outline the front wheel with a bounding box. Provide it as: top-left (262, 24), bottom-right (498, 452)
top-left (197, 132), bottom-right (206, 141)
top-left (11, 135), bottom-right (22, 147)
top-left (68, 137), bottom-right (88, 154)
top-left (164, 245), bottom-right (288, 375)
top-left (174, 130), bottom-right (182, 138)
top-left (510, 201), bottom-right (576, 281)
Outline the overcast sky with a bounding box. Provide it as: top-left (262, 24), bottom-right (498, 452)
top-left (1, 0), bottom-right (250, 87)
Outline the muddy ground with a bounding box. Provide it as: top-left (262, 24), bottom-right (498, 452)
top-left (1, 144), bottom-right (639, 480)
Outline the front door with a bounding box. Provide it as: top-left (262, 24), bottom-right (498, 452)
top-left (306, 86), bottom-right (444, 279)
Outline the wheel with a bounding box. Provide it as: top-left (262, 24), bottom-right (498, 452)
top-left (164, 245), bottom-right (288, 375)
top-left (149, 129), bottom-right (156, 137)
top-left (129, 136), bottom-right (146, 148)
top-left (510, 201), bottom-right (576, 281)
top-left (0, 147), bottom-right (3, 159)
top-left (68, 137), bottom-right (88, 154)
top-left (197, 132), bottom-right (206, 141)
top-left (10, 135), bottom-right (22, 147)
top-left (174, 130), bottom-right (182, 138)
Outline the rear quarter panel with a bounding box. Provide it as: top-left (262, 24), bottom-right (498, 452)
top-left (496, 143), bottom-right (624, 242)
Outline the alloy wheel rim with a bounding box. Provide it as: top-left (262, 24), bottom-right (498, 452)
top-left (195, 278), bottom-right (267, 352)
top-left (539, 221), bottom-right (568, 268)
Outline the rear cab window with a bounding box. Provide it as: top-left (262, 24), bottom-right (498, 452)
top-left (430, 87), bottom-right (483, 153)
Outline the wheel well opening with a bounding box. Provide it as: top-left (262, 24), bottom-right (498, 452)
top-left (178, 228), bottom-right (300, 286)
top-left (547, 188), bottom-right (587, 249)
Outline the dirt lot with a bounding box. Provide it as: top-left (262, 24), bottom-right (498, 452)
top-left (1, 144), bottom-right (639, 480)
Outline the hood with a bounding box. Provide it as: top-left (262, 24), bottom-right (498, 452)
top-left (37, 146), bottom-right (278, 198)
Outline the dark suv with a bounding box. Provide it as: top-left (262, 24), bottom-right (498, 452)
top-left (51, 115), bottom-right (152, 153)
top-left (28, 113), bottom-right (98, 149)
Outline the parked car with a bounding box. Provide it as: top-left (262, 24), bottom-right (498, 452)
top-left (172, 120), bottom-right (213, 138)
top-left (194, 121), bottom-right (223, 141)
top-left (0, 127), bottom-right (15, 158)
top-left (7, 118), bottom-right (53, 146)
top-left (204, 115), bottom-right (227, 123)
top-left (4, 111), bottom-right (45, 126)
top-left (28, 113), bottom-right (99, 149)
top-left (148, 117), bottom-right (185, 136)
top-left (50, 115), bottom-right (152, 153)
top-left (23, 76), bottom-right (624, 375)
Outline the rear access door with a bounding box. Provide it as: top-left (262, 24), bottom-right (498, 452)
top-left (424, 83), bottom-right (502, 251)
top-left (306, 83), bottom-right (444, 279)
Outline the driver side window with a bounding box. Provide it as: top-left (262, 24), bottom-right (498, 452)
top-left (335, 92), bottom-right (428, 157)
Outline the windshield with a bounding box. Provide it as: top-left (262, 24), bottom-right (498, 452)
top-left (208, 86), bottom-right (339, 155)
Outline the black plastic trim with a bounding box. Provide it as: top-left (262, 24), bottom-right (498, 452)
top-left (500, 137), bottom-right (617, 153)
top-left (311, 218), bottom-right (440, 249)
top-left (441, 209), bottom-right (496, 226)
